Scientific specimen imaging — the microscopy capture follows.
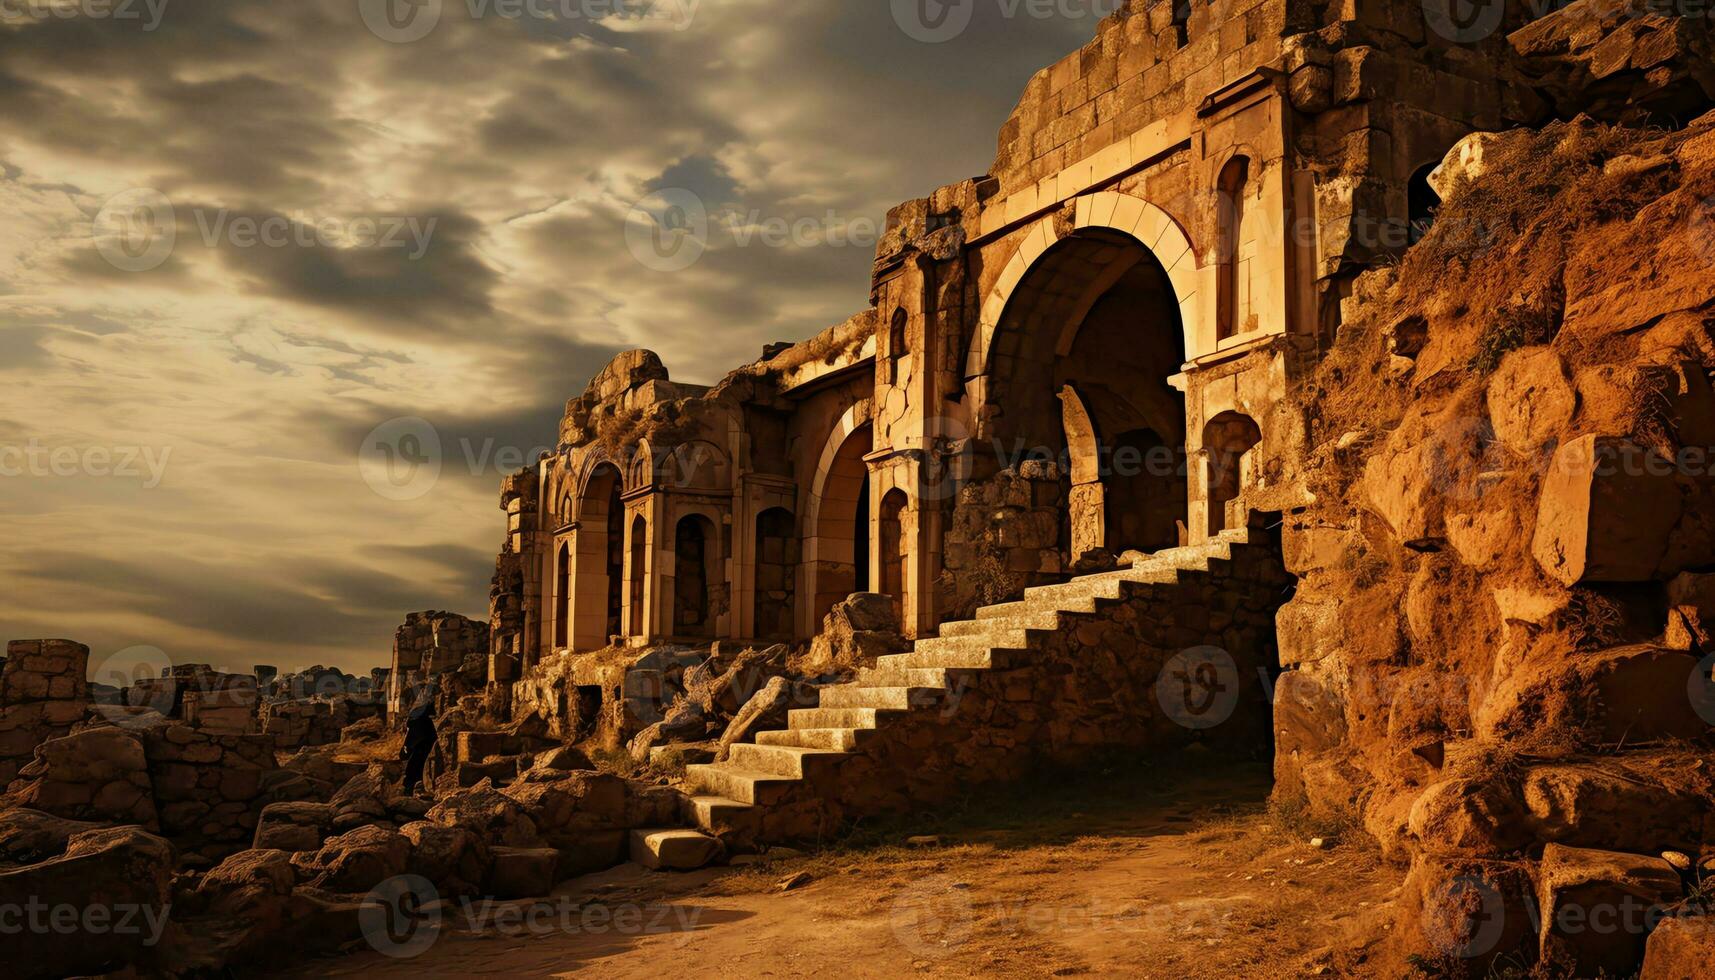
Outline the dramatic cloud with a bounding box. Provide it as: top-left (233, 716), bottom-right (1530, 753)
top-left (0, 0), bottom-right (1102, 673)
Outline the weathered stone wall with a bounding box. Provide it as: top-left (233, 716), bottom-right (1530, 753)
top-left (1268, 113), bottom-right (1715, 975)
top-left (0, 640), bottom-right (89, 786)
top-left (387, 610), bottom-right (490, 715)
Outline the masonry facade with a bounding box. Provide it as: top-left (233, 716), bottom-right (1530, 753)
top-left (485, 0), bottom-right (1579, 673)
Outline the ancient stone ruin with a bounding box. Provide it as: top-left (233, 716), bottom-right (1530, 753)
top-left (8, 1), bottom-right (1715, 976)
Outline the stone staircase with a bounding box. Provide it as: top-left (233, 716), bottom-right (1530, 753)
top-left (682, 526), bottom-right (1291, 846)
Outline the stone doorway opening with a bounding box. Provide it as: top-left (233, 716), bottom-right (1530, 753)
top-left (753, 507), bottom-right (797, 641)
top-left (673, 514), bottom-right (718, 638)
top-left (988, 229), bottom-right (1189, 567)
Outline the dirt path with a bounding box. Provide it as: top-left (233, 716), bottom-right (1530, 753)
top-left (269, 761), bottom-right (1399, 979)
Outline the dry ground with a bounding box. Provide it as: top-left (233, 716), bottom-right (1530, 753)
top-left (267, 756), bottom-right (1400, 978)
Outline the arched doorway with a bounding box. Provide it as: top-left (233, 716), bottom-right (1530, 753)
top-left (753, 507), bottom-right (797, 641)
top-left (1204, 412), bottom-right (1262, 535)
top-left (878, 489), bottom-right (908, 614)
top-left (572, 463), bottom-right (625, 649)
top-left (554, 541), bottom-right (571, 649)
top-left (673, 514), bottom-right (717, 637)
top-left (985, 226), bottom-right (1189, 564)
top-left (807, 420), bottom-right (873, 630)
top-left (627, 514), bottom-right (647, 638)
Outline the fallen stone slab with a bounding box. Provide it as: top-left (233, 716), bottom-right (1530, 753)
top-left (629, 827), bottom-right (722, 871)
top-left (487, 845), bottom-right (560, 898)
top-left (1642, 915), bottom-right (1715, 979)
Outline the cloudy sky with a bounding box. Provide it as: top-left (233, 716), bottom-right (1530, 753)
top-left (0, 0), bottom-right (1102, 679)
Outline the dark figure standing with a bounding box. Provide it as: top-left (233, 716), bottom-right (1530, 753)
top-left (400, 697), bottom-right (437, 794)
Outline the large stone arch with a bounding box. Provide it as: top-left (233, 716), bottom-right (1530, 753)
top-left (801, 399), bottom-right (874, 637)
top-left (568, 459), bottom-right (625, 650)
top-left (966, 191), bottom-right (1203, 382)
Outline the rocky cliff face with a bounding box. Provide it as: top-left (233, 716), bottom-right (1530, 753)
top-left (1265, 110), bottom-right (1715, 973)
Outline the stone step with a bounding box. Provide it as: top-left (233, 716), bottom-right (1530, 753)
top-left (786, 706), bottom-right (898, 730)
top-left (912, 631), bottom-right (1032, 655)
top-left (630, 827), bottom-right (723, 870)
top-left (686, 794), bottom-right (758, 837)
top-left (975, 598), bottom-right (1098, 620)
top-left (755, 727), bottom-right (865, 751)
top-left (726, 742), bottom-right (850, 778)
top-left (1021, 577), bottom-right (1130, 604)
top-left (817, 685), bottom-right (943, 709)
top-left (684, 764), bottom-right (802, 806)
top-left (873, 647), bottom-right (1024, 671)
top-left (940, 613), bottom-right (1061, 636)
top-left (848, 666), bottom-right (951, 688)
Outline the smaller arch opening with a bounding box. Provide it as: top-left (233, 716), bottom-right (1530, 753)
top-left (1204, 412), bottom-right (1263, 536)
top-left (554, 541), bottom-right (571, 649)
top-left (673, 514), bottom-right (716, 637)
top-left (753, 507), bottom-right (797, 641)
top-left (627, 515), bottom-right (648, 637)
top-left (888, 308), bottom-right (908, 385)
top-left (878, 489), bottom-right (908, 617)
top-left (1216, 155), bottom-right (1254, 343)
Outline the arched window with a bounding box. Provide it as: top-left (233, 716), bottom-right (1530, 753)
top-left (554, 542), bottom-right (570, 648)
top-left (1216, 155), bottom-right (1252, 343)
top-left (627, 515), bottom-right (648, 637)
top-left (888, 308), bottom-right (908, 385)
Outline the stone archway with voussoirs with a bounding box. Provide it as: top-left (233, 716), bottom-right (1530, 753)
top-left (966, 191), bottom-right (1206, 383)
top-left (801, 399), bottom-right (874, 638)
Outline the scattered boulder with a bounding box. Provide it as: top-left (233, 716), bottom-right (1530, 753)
top-left (487, 846), bottom-right (560, 898)
top-left (1537, 844), bottom-right (1682, 977)
top-left (290, 824), bottom-right (409, 893)
top-left (253, 802), bottom-right (334, 853)
top-left (400, 820), bottom-right (489, 893)
top-left (0, 807), bottom-right (105, 865)
top-left (425, 781), bottom-right (540, 848)
top-left (1642, 915), bottom-right (1715, 979)
top-left (716, 676), bottom-right (793, 762)
top-left (3, 825), bottom-right (176, 980)
top-left (799, 594), bottom-right (908, 674)
top-left (1531, 435), bottom-right (1683, 585)
top-left (629, 827), bottom-right (722, 870)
